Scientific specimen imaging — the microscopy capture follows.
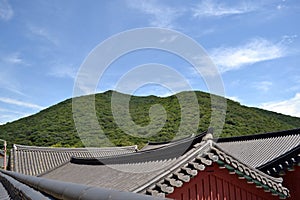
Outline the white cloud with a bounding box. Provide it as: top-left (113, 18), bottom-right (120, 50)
top-left (192, 0), bottom-right (254, 18)
top-left (0, 107), bottom-right (26, 115)
top-left (127, 0), bottom-right (182, 28)
top-left (287, 76), bottom-right (300, 92)
top-left (0, 97), bottom-right (44, 110)
top-left (253, 81), bottom-right (273, 92)
top-left (49, 64), bottom-right (77, 79)
top-left (210, 38), bottom-right (285, 73)
top-left (2, 52), bottom-right (23, 65)
top-left (0, 0), bottom-right (13, 21)
top-left (276, 4), bottom-right (283, 10)
top-left (28, 25), bottom-right (59, 45)
top-left (276, 0), bottom-right (288, 10)
top-left (260, 93), bottom-right (300, 117)
top-left (0, 114), bottom-right (18, 125)
top-left (280, 35), bottom-right (297, 45)
top-left (226, 96), bottom-right (241, 103)
top-left (0, 107), bottom-right (29, 124)
top-left (0, 111), bottom-right (32, 124)
top-left (0, 72), bottom-right (25, 95)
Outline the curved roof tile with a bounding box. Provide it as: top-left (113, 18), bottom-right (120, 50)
top-left (40, 135), bottom-right (289, 199)
top-left (10, 144), bottom-right (137, 176)
top-left (216, 128), bottom-right (300, 176)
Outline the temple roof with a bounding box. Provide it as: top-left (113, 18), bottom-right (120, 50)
top-left (0, 170), bottom-right (165, 200)
top-left (10, 144), bottom-right (137, 176)
top-left (216, 128), bottom-right (300, 176)
top-left (39, 132), bottom-right (289, 198)
top-left (5, 128), bottom-right (300, 199)
top-left (0, 179), bottom-right (11, 200)
top-left (40, 132), bottom-right (207, 192)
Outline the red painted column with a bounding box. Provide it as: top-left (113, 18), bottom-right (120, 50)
top-left (282, 165), bottom-right (300, 200)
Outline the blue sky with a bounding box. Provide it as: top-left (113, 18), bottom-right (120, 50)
top-left (0, 0), bottom-right (300, 124)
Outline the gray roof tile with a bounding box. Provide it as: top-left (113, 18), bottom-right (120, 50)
top-left (216, 128), bottom-right (300, 176)
top-left (0, 170), bottom-right (166, 200)
top-left (0, 181), bottom-right (11, 200)
top-left (40, 134), bottom-right (289, 199)
top-left (42, 159), bottom-right (177, 192)
top-left (5, 130), bottom-right (296, 199)
top-left (10, 144), bottom-right (137, 176)
top-left (138, 142), bottom-right (289, 198)
top-left (0, 171), bottom-right (53, 199)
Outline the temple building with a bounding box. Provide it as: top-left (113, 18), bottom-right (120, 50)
top-left (0, 128), bottom-right (299, 200)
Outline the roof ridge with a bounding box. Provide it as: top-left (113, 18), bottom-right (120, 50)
top-left (147, 131), bottom-right (206, 145)
top-left (212, 142), bottom-right (284, 183)
top-left (69, 133), bottom-right (207, 165)
top-left (216, 128), bottom-right (300, 143)
top-left (13, 144), bottom-right (137, 151)
top-left (134, 139), bottom-right (289, 198)
top-left (132, 140), bottom-right (211, 193)
top-left (141, 132), bottom-right (207, 151)
top-left (1, 170), bottom-right (164, 200)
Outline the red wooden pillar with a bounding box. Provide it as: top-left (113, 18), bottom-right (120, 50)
top-left (282, 165), bottom-right (300, 200)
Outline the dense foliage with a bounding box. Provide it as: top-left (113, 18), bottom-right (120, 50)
top-left (0, 90), bottom-right (299, 149)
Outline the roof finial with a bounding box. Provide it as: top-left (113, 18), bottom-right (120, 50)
top-left (203, 127), bottom-right (214, 141)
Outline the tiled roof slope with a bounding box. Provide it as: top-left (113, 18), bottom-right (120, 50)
top-left (10, 144), bottom-right (137, 176)
top-left (0, 180), bottom-right (11, 200)
top-left (41, 133), bottom-right (289, 199)
top-left (0, 170), bottom-right (166, 200)
top-left (42, 158), bottom-right (178, 192)
top-left (216, 128), bottom-right (300, 176)
top-left (41, 133), bottom-right (207, 191)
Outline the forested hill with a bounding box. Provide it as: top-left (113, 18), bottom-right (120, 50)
top-left (0, 90), bottom-right (300, 148)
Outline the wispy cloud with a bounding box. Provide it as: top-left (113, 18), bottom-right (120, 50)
top-left (0, 52), bottom-right (28, 95)
top-left (276, 0), bottom-right (288, 11)
top-left (126, 0), bottom-right (182, 28)
top-left (0, 0), bottom-right (13, 21)
top-left (280, 34), bottom-right (298, 45)
top-left (2, 52), bottom-right (23, 65)
top-left (260, 93), bottom-right (300, 117)
top-left (0, 107), bottom-right (27, 115)
top-left (210, 38), bottom-right (286, 73)
top-left (0, 108), bottom-right (31, 124)
top-left (253, 81), bottom-right (273, 92)
top-left (49, 64), bottom-right (77, 79)
top-left (0, 97), bottom-right (44, 109)
top-left (192, 0), bottom-right (254, 18)
top-left (0, 71), bottom-right (25, 95)
top-left (28, 25), bottom-right (59, 45)
top-left (287, 76), bottom-right (300, 92)
top-left (226, 95), bottom-right (241, 103)
top-left (1, 87), bottom-right (24, 96)
top-left (0, 114), bottom-right (19, 125)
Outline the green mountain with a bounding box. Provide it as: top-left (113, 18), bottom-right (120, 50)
top-left (0, 90), bottom-right (299, 149)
